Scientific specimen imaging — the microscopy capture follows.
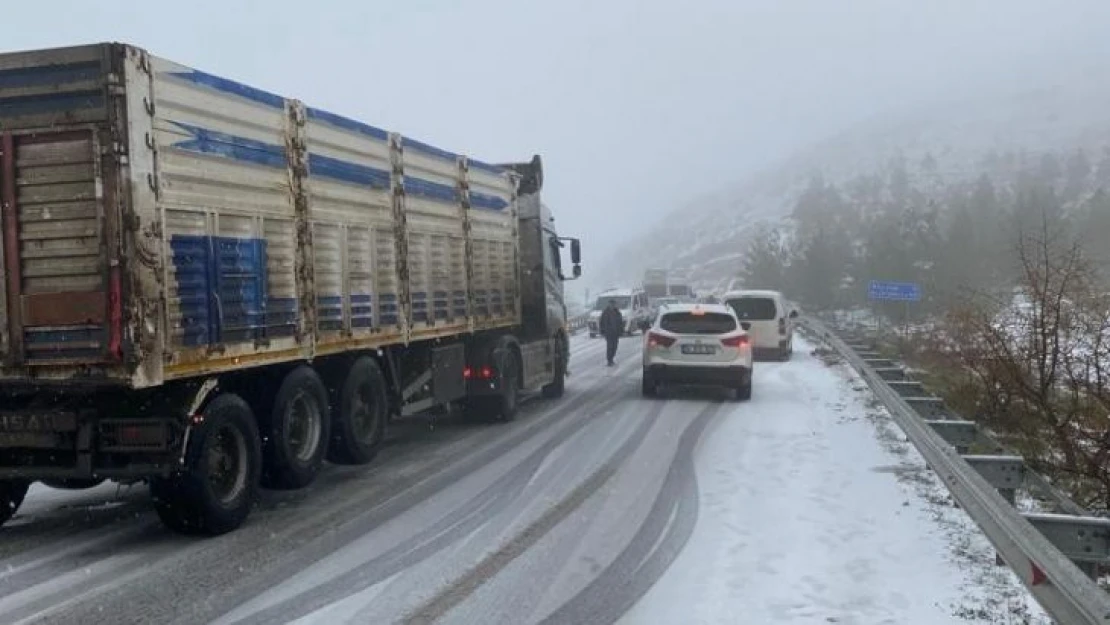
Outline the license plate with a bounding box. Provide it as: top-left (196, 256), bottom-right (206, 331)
top-left (682, 344), bottom-right (716, 355)
top-left (0, 412), bottom-right (77, 434)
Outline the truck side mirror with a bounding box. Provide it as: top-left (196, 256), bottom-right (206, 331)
top-left (570, 239), bottom-right (581, 265)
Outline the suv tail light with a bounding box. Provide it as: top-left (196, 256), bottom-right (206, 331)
top-left (647, 332), bottom-right (675, 348)
top-left (720, 335), bottom-right (749, 348)
top-left (778, 317), bottom-right (787, 334)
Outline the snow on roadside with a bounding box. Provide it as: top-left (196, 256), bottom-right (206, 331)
top-left (810, 343), bottom-right (1050, 624)
top-left (620, 337), bottom-right (1048, 625)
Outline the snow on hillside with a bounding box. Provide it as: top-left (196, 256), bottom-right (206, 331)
top-left (599, 75), bottom-right (1110, 292)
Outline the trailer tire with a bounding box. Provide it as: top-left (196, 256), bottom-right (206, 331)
top-left (0, 480), bottom-right (29, 527)
top-left (328, 357), bottom-right (388, 465)
top-left (541, 337), bottom-right (567, 399)
top-left (261, 366), bottom-right (331, 490)
top-left (150, 394), bottom-right (261, 535)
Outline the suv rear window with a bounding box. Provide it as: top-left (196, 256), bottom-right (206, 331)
top-left (726, 297), bottom-right (778, 321)
top-left (659, 312), bottom-right (737, 334)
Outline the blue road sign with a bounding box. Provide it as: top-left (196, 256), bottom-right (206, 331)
top-left (868, 280), bottom-right (921, 302)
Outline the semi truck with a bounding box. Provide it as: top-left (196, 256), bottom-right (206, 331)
top-left (0, 43), bottom-right (581, 535)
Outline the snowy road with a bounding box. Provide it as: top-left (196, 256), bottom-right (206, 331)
top-left (0, 335), bottom-right (1043, 624)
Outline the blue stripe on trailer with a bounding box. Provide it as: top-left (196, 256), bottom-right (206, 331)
top-left (166, 126), bottom-right (507, 212)
top-left (468, 159), bottom-right (504, 175)
top-left (167, 69), bottom-right (285, 109)
top-left (0, 91), bottom-right (104, 118)
top-left (403, 137), bottom-right (457, 162)
top-left (404, 176), bottom-right (457, 204)
top-left (351, 292), bottom-right (374, 328)
top-left (170, 234), bottom-right (296, 346)
top-left (170, 122), bottom-right (287, 169)
top-left (0, 61), bottom-right (101, 88)
top-left (309, 153), bottom-right (390, 189)
top-left (306, 107), bottom-right (389, 140)
top-left (469, 191), bottom-right (509, 211)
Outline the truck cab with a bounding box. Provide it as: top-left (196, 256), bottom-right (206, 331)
top-left (507, 156), bottom-right (580, 345)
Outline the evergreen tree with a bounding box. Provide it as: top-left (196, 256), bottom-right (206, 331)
top-left (789, 226), bottom-right (852, 309)
top-left (738, 225), bottom-right (791, 290)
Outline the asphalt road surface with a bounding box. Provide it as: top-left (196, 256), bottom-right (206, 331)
top-left (0, 333), bottom-right (1027, 624)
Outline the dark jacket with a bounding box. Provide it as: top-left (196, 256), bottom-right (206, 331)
top-left (599, 307), bottom-right (624, 338)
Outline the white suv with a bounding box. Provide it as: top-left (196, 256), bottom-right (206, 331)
top-left (721, 289), bottom-right (798, 361)
top-left (641, 303), bottom-right (753, 400)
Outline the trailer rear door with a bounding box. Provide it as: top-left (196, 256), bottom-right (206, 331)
top-left (0, 44), bottom-right (122, 366)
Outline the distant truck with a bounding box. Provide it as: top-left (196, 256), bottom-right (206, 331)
top-left (0, 43), bottom-right (581, 534)
top-left (643, 269), bottom-right (668, 301)
top-left (667, 280), bottom-right (695, 302)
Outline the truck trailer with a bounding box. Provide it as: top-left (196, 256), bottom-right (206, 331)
top-left (643, 268), bottom-right (668, 301)
top-left (0, 43), bottom-right (581, 534)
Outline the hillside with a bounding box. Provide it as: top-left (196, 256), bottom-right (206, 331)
top-left (598, 74), bottom-right (1110, 293)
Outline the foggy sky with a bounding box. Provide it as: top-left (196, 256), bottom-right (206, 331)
top-left (6, 0), bottom-right (1109, 267)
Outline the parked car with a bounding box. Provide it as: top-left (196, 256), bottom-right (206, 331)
top-left (641, 303), bottom-right (753, 400)
top-left (721, 289), bottom-right (798, 361)
top-left (588, 288), bottom-right (652, 337)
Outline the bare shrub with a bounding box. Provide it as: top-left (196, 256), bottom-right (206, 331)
top-left (946, 218), bottom-right (1110, 510)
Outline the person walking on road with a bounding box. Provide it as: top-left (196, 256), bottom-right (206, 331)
top-left (599, 300), bottom-right (624, 367)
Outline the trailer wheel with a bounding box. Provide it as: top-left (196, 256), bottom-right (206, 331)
top-left (0, 480), bottom-right (29, 527)
top-left (262, 366), bottom-right (331, 489)
top-left (542, 337), bottom-right (567, 399)
top-left (328, 357), bottom-right (388, 465)
top-left (150, 393), bottom-right (261, 535)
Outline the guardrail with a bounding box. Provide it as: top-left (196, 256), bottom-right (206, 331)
top-left (805, 315), bottom-right (1110, 625)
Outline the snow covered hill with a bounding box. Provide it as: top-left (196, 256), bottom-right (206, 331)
top-left (599, 73), bottom-right (1110, 293)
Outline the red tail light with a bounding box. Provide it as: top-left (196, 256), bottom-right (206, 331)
top-left (647, 332), bottom-right (675, 348)
top-left (464, 366), bottom-right (495, 380)
top-left (721, 335), bottom-right (749, 348)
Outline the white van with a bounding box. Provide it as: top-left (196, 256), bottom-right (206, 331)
top-left (721, 290), bottom-right (798, 360)
top-left (588, 288), bottom-right (651, 337)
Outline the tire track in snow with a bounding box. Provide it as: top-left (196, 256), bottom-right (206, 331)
top-left (7, 338), bottom-right (635, 625)
top-left (224, 357), bottom-right (647, 625)
top-left (400, 393), bottom-right (678, 625)
top-left (537, 397), bottom-right (725, 625)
